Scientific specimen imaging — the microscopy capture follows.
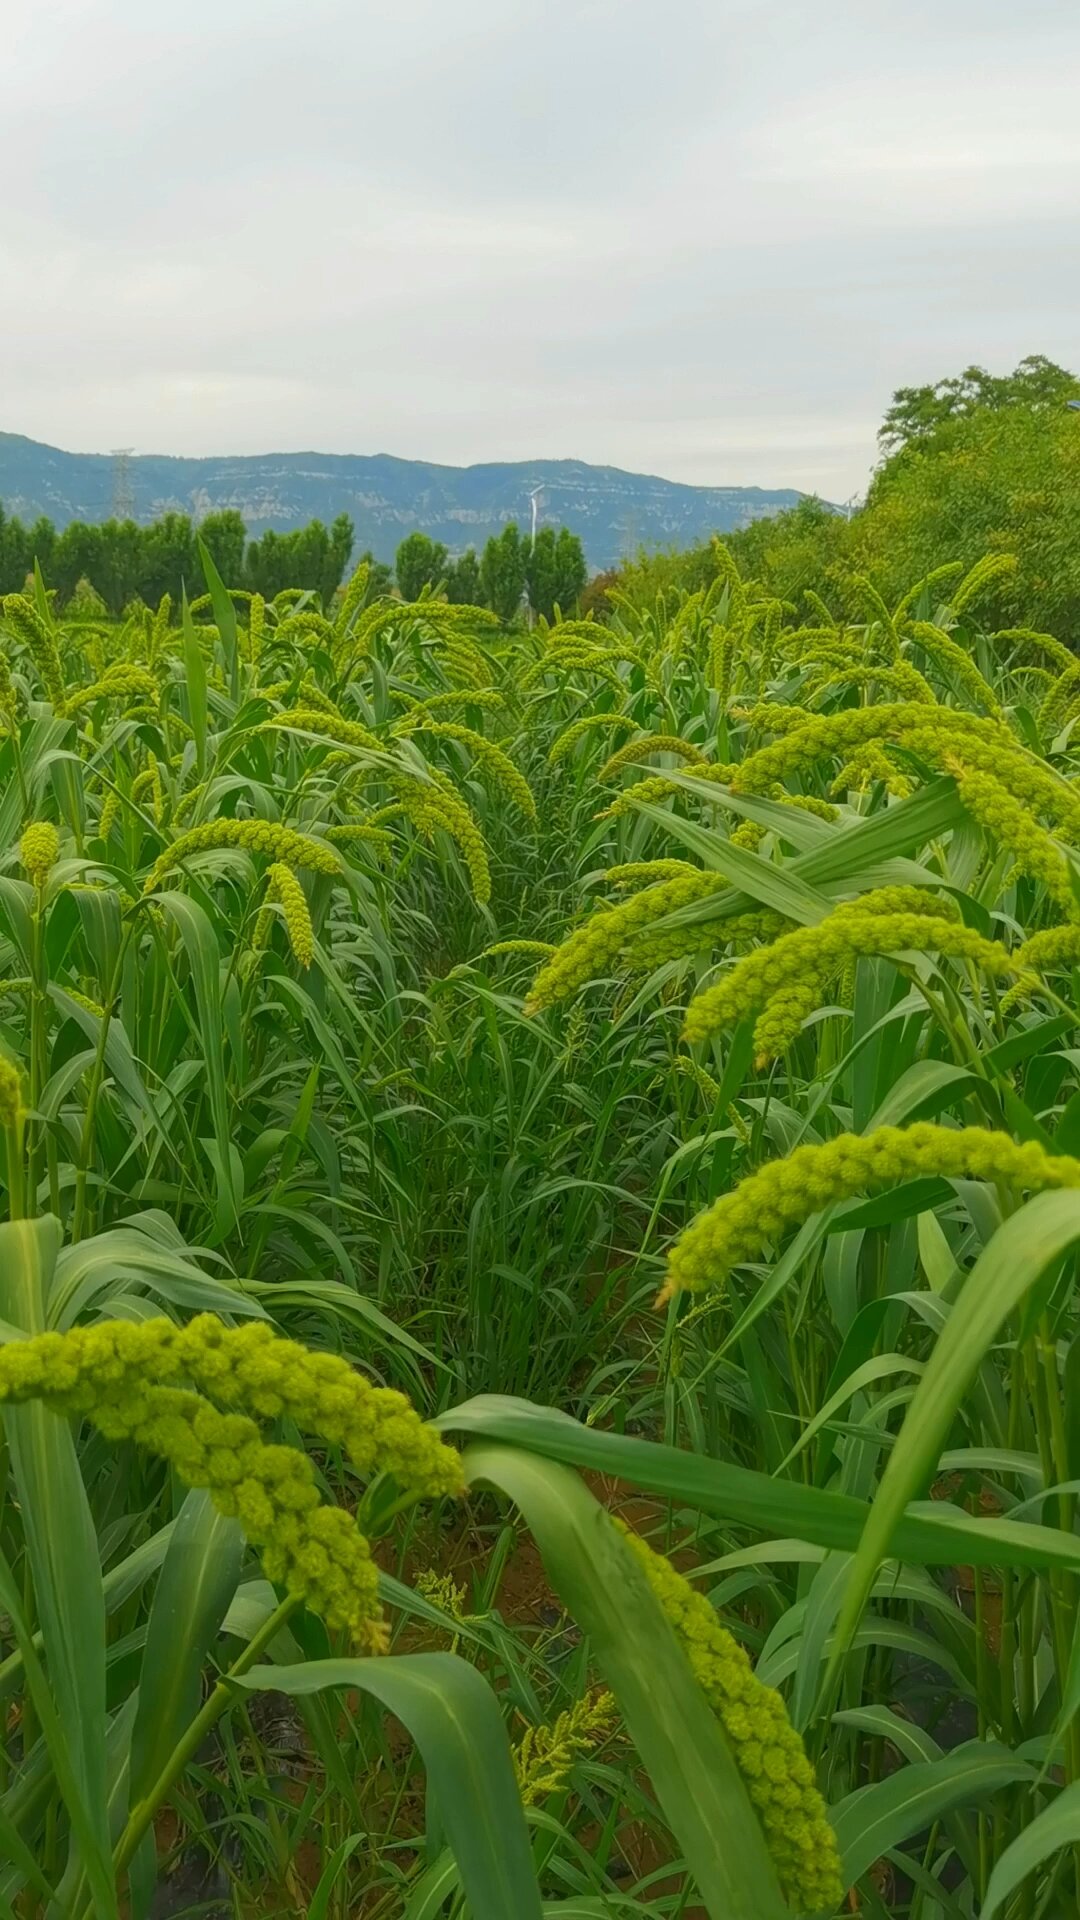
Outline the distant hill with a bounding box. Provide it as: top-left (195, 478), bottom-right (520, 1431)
top-left (0, 433), bottom-right (816, 571)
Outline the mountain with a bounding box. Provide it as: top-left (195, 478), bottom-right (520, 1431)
top-left (0, 433), bottom-right (814, 571)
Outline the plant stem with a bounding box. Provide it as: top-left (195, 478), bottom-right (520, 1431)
top-left (111, 1593), bottom-right (301, 1888)
top-left (71, 926), bottom-right (133, 1241)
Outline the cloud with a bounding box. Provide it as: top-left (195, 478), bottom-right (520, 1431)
top-left (2, 0), bottom-right (1078, 497)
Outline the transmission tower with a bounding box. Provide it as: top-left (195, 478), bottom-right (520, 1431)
top-left (111, 448), bottom-right (135, 520)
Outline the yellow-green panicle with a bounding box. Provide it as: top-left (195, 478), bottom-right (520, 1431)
top-left (660, 1124), bottom-right (1080, 1304)
top-left (20, 820), bottom-right (60, 887)
top-left (620, 1526), bottom-right (843, 1915)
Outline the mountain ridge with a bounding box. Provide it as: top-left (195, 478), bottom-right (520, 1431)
top-left (0, 431), bottom-right (816, 571)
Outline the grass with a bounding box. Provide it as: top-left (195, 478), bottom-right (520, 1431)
top-left (3, 545), bottom-right (1080, 1914)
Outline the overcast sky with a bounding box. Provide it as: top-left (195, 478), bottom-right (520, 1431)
top-left (2, 0), bottom-right (1078, 499)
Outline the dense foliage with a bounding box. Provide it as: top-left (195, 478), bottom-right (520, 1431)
top-left (877, 355), bottom-right (1079, 457)
top-left (0, 506), bottom-right (360, 612)
top-left (6, 533), bottom-right (1080, 1917)
top-left (395, 523), bottom-right (587, 622)
top-left (617, 356), bottom-right (1080, 638)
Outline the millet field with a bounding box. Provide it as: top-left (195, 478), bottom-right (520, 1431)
top-left (5, 540), bottom-right (1080, 1918)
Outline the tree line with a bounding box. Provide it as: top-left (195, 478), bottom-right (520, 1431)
top-left (0, 506), bottom-right (358, 612)
top-left (14, 357), bottom-right (1067, 629)
top-left (0, 498), bottom-right (588, 621)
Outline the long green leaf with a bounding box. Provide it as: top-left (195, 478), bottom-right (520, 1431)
top-left (153, 891), bottom-right (238, 1233)
top-left (632, 799), bottom-right (833, 924)
top-left (980, 1779), bottom-right (1080, 1917)
top-left (0, 1523), bottom-right (177, 1706)
top-left (867, 1058), bottom-right (984, 1131)
top-left (663, 769), bottom-right (836, 846)
top-left (801, 776), bottom-right (969, 882)
top-left (0, 1546), bottom-right (116, 1917)
top-left (464, 1442), bottom-right (787, 1920)
top-left (197, 535), bottom-right (240, 700)
top-left (0, 1788), bottom-right (57, 1904)
top-left (441, 1395), bottom-right (1080, 1577)
top-left (0, 1217), bottom-right (116, 1915)
top-left (305, 1834), bottom-right (364, 1920)
top-left (0, 715), bottom-right (70, 849)
top-left (717, 1212), bottom-right (835, 1357)
top-left (129, 1490), bottom-right (243, 1810)
top-left (828, 1192), bottom-right (1080, 1696)
top-left (831, 1742), bottom-right (1035, 1890)
top-left (239, 1654), bottom-right (544, 1920)
top-left (180, 589), bottom-right (207, 772)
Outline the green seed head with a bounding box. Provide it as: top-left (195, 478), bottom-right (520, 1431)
top-left (19, 820), bottom-right (60, 886)
top-left (0, 1054), bottom-right (24, 1129)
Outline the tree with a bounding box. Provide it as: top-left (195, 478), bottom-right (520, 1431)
top-left (27, 517), bottom-right (56, 582)
top-left (140, 513), bottom-right (197, 605)
top-left (0, 505), bottom-right (367, 609)
top-left (0, 510), bottom-right (39, 594)
top-left (578, 568), bottom-right (620, 622)
top-left (525, 527), bottom-right (587, 621)
top-left (355, 548), bottom-right (392, 601)
top-left (242, 518), bottom-right (356, 602)
top-left (725, 496), bottom-right (850, 604)
top-left (444, 549), bottom-right (482, 605)
top-left (52, 522), bottom-right (105, 604)
top-left (395, 532), bottom-right (448, 602)
top-left (244, 528), bottom-right (290, 599)
top-left (609, 540), bottom-right (729, 609)
top-left (479, 524), bottom-right (526, 623)
top-left (846, 352), bottom-right (1080, 632)
top-left (92, 519), bottom-right (144, 613)
top-left (199, 511), bottom-right (247, 590)
top-left (323, 513), bottom-right (355, 603)
top-left (854, 401), bottom-right (1080, 632)
top-left (878, 354), bottom-right (1079, 458)
top-left (291, 522), bottom-right (332, 599)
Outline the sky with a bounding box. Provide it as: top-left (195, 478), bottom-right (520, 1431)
top-left (2, 0), bottom-right (1078, 500)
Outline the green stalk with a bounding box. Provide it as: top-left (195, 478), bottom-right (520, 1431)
top-left (109, 1593), bottom-right (301, 1893)
top-left (1037, 1313), bottom-right (1080, 1900)
top-left (25, 881), bottom-right (53, 1217)
top-left (8, 728), bottom-right (29, 817)
top-left (974, 1565), bottom-right (991, 1901)
top-left (71, 924), bottom-right (134, 1242)
top-left (2, 1111), bottom-right (24, 1220)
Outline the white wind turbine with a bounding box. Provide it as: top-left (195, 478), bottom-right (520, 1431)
top-left (528, 485), bottom-right (544, 549)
